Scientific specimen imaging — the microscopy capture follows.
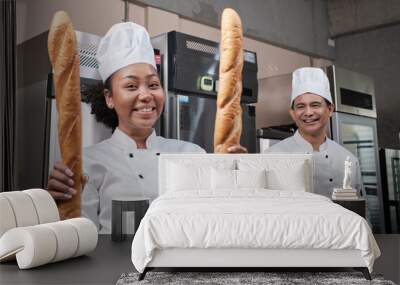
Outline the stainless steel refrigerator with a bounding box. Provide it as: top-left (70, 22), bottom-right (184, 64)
top-left (327, 65), bottom-right (385, 233)
top-left (151, 31), bottom-right (258, 153)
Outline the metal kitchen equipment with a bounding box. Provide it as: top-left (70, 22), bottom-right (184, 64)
top-left (327, 65), bottom-right (385, 233)
top-left (327, 65), bottom-right (377, 118)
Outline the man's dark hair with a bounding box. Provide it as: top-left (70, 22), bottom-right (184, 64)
top-left (82, 77), bottom-right (118, 131)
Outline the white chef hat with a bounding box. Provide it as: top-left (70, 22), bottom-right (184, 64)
top-left (291, 67), bottom-right (332, 105)
top-left (96, 22), bottom-right (156, 82)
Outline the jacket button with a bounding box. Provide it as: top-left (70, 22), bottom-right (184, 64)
top-left (129, 153), bottom-right (134, 158)
top-left (329, 178), bottom-right (333, 182)
top-left (139, 174), bottom-right (144, 179)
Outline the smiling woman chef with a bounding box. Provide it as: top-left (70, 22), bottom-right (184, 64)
top-left (46, 22), bottom-right (245, 233)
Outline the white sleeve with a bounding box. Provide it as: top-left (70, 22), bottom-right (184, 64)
top-left (187, 141), bottom-right (206, 153)
top-left (196, 145), bottom-right (206, 153)
top-left (81, 182), bottom-right (100, 230)
top-left (182, 141), bottom-right (206, 153)
top-left (81, 148), bottom-right (101, 230)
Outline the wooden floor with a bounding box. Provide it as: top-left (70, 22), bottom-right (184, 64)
top-left (373, 234), bottom-right (400, 284)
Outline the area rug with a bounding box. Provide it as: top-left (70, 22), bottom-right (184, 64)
top-left (116, 271), bottom-right (396, 285)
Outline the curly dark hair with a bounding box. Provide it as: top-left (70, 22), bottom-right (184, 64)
top-left (82, 77), bottom-right (118, 130)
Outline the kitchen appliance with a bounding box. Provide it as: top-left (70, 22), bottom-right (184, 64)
top-left (15, 31), bottom-right (112, 190)
top-left (151, 31), bottom-right (258, 153)
top-left (380, 148), bottom-right (400, 233)
top-left (327, 65), bottom-right (376, 118)
top-left (327, 65), bottom-right (385, 233)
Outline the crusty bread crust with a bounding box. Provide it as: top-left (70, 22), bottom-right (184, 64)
top-left (48, 11), bottom-right (82, 219)
top-left (214, 8), bottom-right (243, 153)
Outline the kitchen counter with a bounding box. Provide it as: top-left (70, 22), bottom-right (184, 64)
top-left (0, 235), bottom-right (133, 285)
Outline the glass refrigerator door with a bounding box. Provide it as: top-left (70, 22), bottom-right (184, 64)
top-left (174, 94), bottom-right (256, 153)
top-left (331, 112), bottom-right (385, 233)
top-left (381, 149), bottom-right (400, 233)
top-left (177, 94), bottom-right (216, 153)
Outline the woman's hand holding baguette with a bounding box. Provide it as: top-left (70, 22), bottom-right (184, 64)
top-left (47, 161), bottom-right (87, 200)
top-left (226, 145), bottom-right (247, 153)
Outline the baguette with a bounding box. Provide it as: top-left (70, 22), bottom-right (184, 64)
top-left (48, 11), bottom-right (82, 219)
top-left (214, 8), bottom-right (243, 153)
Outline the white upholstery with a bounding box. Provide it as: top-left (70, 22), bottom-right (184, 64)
top-left (167, 163), bottom-right (212, 191)
top-left (0, 189), bottom-right (60, 237)
top-left (237, 156), bottom-right (312, 192)
top-left (0, 225), bottom-right (57, 268)
top-left (211, 169), bottom-right (268, 190)
top-left (42, 221), bottom-right (79, 262)
top-left (64, 218), bottom-right (98, 257)
top-left (159, 154), bottom-right (313, 195)
top-left (0, 196), bottom-right (16, 237)
top-left (148, 248), bottom-right (365, 268)
top-left (165, 158), bottom-right (236, 192)
top-left (1, 191), bottom-right (40, 227)
top-left (0, 189), bottom-right (98, 269)
top-left (236, 169), bottom-right (267, 189)
top-left (0, 218), bottom-right (97, 269)
top-left (23, 189), bottom-right (60, 223)
top-left (211, 168), bottom-right (236, 190)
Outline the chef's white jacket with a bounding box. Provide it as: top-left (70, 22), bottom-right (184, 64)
top-left (266, 131), bottom-right (365, 199)
top-left (81, 128), bottom-right (205, 233)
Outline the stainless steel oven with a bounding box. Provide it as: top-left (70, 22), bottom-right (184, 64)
top-left (326, 65), bottom-right (376, 118)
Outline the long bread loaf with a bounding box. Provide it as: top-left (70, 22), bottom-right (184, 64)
top-left (214, 8), bottom-right (244, 153)
top-left (48, 11), bottom-right (82, 219)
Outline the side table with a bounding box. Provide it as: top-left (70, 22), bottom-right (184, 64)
top-left (112, 197), bottom-right (150, 242)
top-left (333, 198), bottom-right (366, 218)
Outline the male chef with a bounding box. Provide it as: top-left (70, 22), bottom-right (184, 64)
top-left (267, 67), bottom-right (365, 199)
